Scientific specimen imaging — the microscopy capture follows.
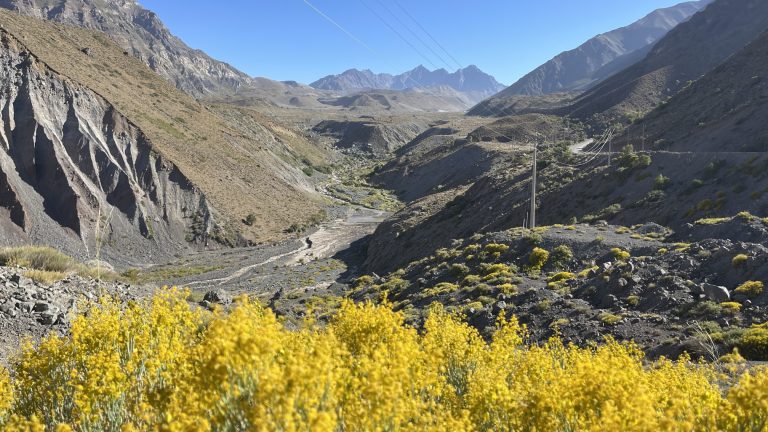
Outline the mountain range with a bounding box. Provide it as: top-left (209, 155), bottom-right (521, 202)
top-left (311, 65), bottom-right (506, 104)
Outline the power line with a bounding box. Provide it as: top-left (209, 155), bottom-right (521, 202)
top-left (391, 0), bottom-right (464, 70)
top-left (302, 0), bottom-right (376, 54)
top-left (301, 0), bottom-right (548, 148)
top-left (373, 0), bottom-right (454, 74)
top-left (359, 0), bottom-right (443, 71)
top-left (302, 0), bottom-right (616, 227)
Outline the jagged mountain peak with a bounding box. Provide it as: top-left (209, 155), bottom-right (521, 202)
top-left (310, 64), bottom-right (505, 102)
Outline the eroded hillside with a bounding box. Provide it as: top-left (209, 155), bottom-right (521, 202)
top-left (0, 10), bottom-right (329, 264)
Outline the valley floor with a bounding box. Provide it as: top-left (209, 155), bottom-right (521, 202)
top-left (142, 205), bottom-right (388, 314)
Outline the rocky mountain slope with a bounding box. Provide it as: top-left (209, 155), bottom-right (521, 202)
top-left (0, 0), bottom-right (255, 97)
top-left (500, 0), bottom-right (710, 97)
top-left (311, 65), bottom-right (506, 105)
top-left (0, 0), bottom-right (337, 111)
top-left (0, 10), bottom-right (328, 265)
top-left (563, 0), bottom-right (768, 124)
top-left (618, 28), bottom-right (768, 154)
top-left (354, 218), bottom-right (768, 359)
top-left (365, 29), bottom-right (768, 272)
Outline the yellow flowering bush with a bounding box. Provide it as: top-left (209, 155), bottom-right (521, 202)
top-left (734, 280), bottom-right (764, 297)
top-left (0, 288), bottom-right (767, 431)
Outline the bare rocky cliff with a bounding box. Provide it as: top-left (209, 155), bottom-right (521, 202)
top-left (0, 29), bottom-right (215, 265)
top-left (0, 0), bottom-right (252, 97)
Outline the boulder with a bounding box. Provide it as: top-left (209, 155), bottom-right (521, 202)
top-left (701, 283), bottom-right (730, 303)
top-left (202, 289), bottom-right (231, 305)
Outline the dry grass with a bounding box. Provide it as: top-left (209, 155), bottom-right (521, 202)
top-left (0, 10), bottom-right (329, 242)
top-left (0, 246), bottom-right (75, 272)
top-left (0, 246), bottom-right (117, 283)
top-left (22, 270), bottom-right (67, 285)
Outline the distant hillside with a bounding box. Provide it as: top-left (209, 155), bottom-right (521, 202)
top-left (311, 65), bottom-right (506, 104)
top-left (316, 86), bottom-right (478, 113)
top-left (620, 28), bottom-right (768, 154)
top-left (505, 1), bottom-right (710, 97)
top-left (565, 0), bottom-right (768, 123)
top-left (468, 0), bottom-right (710, 117)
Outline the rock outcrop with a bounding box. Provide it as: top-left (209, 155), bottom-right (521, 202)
top-left (0, 29), bottom-right (214, 265)
top-left (0, 266), bottom-right (146, 363)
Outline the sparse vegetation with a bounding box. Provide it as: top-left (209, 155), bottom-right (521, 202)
top-left (243, 213), bottom-right (257, 226)
top-left (653, 174), bottom-right (671, 190)
top-left (120, 265), bottom-right (222, 284)
top-left (599, 313), bottom-right (622, 326)
top-left (615, 145), bottom-right (652, 172)
top-left (0, 246), bottom-right (116, 282)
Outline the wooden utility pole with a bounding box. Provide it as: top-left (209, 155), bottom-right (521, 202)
top-left (530, 142), bottom-right (538, 229)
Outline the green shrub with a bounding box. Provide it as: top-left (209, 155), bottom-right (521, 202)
top-left (653, 174), bottom-right (671, 190)
top-left (464, 301), bottom-right (484, 313)
top-left (462, 275), bottom-right (482, 286)
top-left (244, 213), bottom-right (257, 226)
top-left (737, 326), bottom-right (768, 360)
top-left (524, 232), bottom-right (543, 246)
top-left (721, 302), bottom-right (743, 316)
top-left (534, 300), bottom-right (551, 312)
top-left (615, 145), bottom-right (651, 171)
top-left (355, 275), bottom-right (374, 289)
top-left (450, 263), bottom-right (471, 277)
top-left (464, 244), bottom-right (481, 254)
top-left (498, 283), bottom-right (517, 295)
top-left (734, 281), bottom-right (764, 297)
top-left (599, 313), bottom-right (623, 326)
top-left (626, 295), bottom-right (640, 307)
top-left (481, 263), bottom-right (512, 276)
top-left (683, 301), bottom-right (722, 318)
top-left (380, 277), bottom-right (409, 294)
top-left (550, 245), bottom-right (574, 269)
top-left (549, 272), bottom-right (576, 283)
top-left (484, 243), bottom-right (510, 255)
top-left (421, 283), bottom-right (460, 299)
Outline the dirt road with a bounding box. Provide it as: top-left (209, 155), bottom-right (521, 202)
top-left (148, 207), bottom-right (388, 295)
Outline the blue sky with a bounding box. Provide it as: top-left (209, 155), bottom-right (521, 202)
top-left (139, 0), bottom-right (690, 85)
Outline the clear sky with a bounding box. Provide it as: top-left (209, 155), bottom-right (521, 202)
top-left (138, 0), bottom-right (691, 85)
